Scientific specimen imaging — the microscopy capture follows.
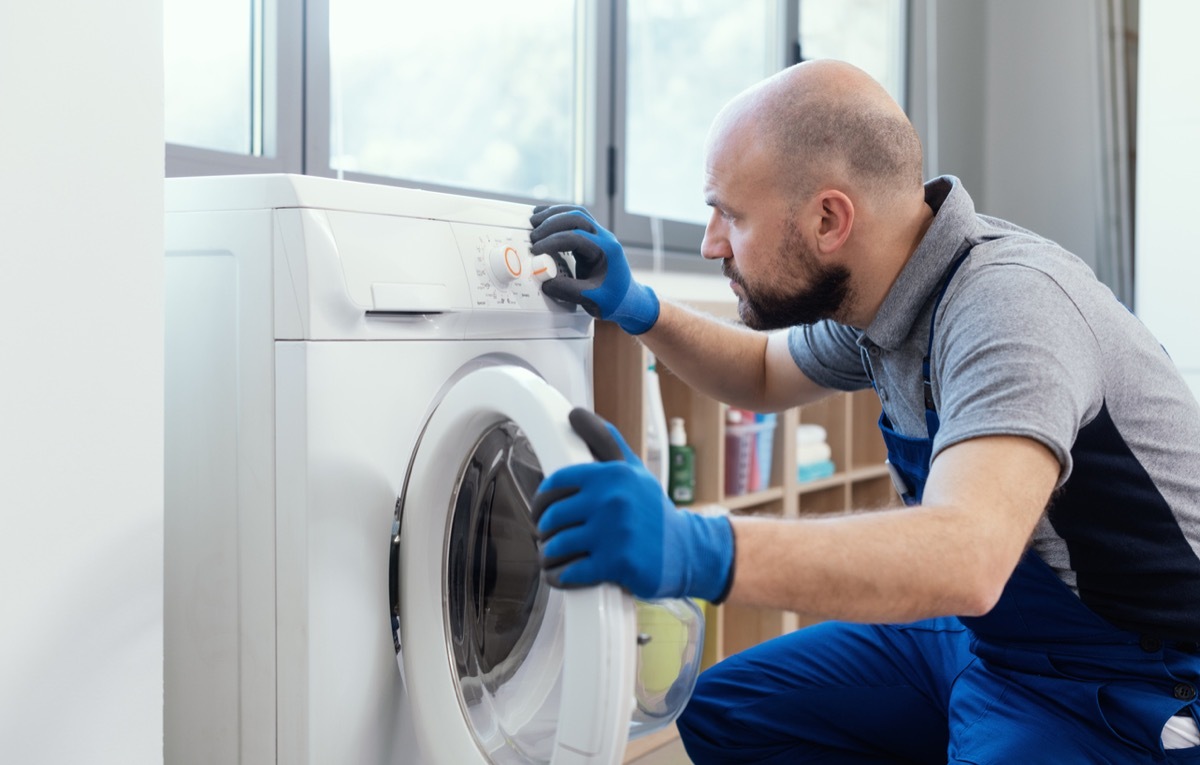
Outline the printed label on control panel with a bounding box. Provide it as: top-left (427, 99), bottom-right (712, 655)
top-left (452, 222), bottom-right (559, 311)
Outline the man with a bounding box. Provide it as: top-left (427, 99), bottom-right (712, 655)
top-left (529, 60), bottom-right (1200, 763)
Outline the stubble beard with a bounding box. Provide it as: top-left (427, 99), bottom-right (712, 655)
top-left (724, 224), bottom-right (852, 331)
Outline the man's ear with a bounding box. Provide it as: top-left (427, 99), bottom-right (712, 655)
top-left (814, 190), bottom-right (854, 254)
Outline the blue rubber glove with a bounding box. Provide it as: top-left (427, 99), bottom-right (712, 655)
top-left (529, 205), bottom-right (660, 335)
top-left (533, 408), bottom-right (735, 602)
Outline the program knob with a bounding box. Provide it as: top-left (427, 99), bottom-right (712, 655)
top-left (530, 253), bottom-right (558, 283)
top-left (487, 245), bottom-right (525, 286)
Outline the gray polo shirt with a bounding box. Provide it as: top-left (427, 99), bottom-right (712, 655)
top-left (788, 176), bottom-right (1200, 640)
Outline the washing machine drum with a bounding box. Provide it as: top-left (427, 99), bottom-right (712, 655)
top-left (393, 366), bottom-right (702, 765)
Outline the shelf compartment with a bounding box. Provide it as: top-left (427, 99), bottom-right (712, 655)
top-left (723, 487), bottom-right (785, 512)
top-left (850, 474), bottom-right (904, 511)
top-left (797, 396), bottom-right (848, 474)
top-left (849, 390), bottom-right (888, 470)
top-left (656, 360), bottom-right (724, 505)
top-left (795, 471), bottom-right (848, 494)
top-left (796, 485), bottom-right (847, 516)
top-left (594, 322), bottom-right (647, 456)
top-left (719, 604), bottom-right (793, 658)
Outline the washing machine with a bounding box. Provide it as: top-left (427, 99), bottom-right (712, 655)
top-left (164, 174), bottom-right (702, 765)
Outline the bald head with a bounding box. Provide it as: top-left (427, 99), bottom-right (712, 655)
top-left (711, 60), bottom-right (924, 206)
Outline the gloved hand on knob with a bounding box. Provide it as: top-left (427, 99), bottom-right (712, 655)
top-left (533, 408), bottom-right (735, 603)
top-left (529, 205), bottom-right (660, 335)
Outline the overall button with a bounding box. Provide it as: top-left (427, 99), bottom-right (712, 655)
top-left (1174, 683), bottom-right (1197, 702)
top-left (1140, 636), bottom-right (1163, 652)
top-left (869, 346), bottom-right (881, 358)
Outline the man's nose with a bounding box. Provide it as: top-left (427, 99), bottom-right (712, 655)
top-left (700, 213), bottom-right (730, 261)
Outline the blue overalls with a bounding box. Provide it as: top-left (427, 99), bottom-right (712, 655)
top-left (678, 252), bottom-right (1200, 763)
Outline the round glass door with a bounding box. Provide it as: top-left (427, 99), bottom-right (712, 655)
top-left (446, 421), bottom-right (558, 762)
top-left (395, 366), bottom-right (637, 765)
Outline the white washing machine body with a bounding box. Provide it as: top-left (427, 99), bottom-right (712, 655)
top-left (164, 175), bottom-right (654, 765)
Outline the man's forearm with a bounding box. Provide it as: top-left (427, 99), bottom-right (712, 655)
top-left (638, 301), bottom-right (825, 412)
top-left (725, 434), bottom-right (1058, 622)
top-left (726, 505), bottom-right (1012, 623)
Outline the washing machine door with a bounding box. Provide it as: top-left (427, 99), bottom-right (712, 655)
top-left (396, 366), bottom-right (637, 765)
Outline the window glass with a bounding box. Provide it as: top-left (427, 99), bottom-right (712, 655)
top-left (625, 1), bottom-right (779, 226)
top-left (330, 1), bottom-right (581, 200)
top-left (799, 0), bottom-right (907, 108)
top-left (164, 0), bottom-right (256, 154)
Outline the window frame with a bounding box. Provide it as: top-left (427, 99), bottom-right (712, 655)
top-left (166, 0), bottom-right (909, 267)
top-left (165, 0), bottom-right (304, 176)
top-left (300, 0), bottom-right (611, 210)
top-left (609, 0), bottom-right (798, 256)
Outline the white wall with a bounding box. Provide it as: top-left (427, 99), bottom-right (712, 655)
top-left (980, 0), bottom-right (1106, 268)
top-left (1134, 0), bottom-right (1200, 400)
top-left (909, 0), bottom-right (988, 195)
top-left (914, 0), bottom-right (1114, 280)
top-left (0, 2), bottom-right (164, 763)
top-left (913, 0), bottom-right (1194, 392)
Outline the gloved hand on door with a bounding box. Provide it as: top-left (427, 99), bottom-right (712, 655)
top-left (533, 408), bottom-right (735, 603)
top-left (529, 206), bottom-right (660, 335)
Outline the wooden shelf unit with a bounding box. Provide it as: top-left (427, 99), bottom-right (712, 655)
top-left (594, 314), bottom-right (901, 762)
top-left (593, 319), bottom-right (898, 521)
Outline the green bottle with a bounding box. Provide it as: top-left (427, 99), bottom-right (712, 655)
top-left (668, 417), bottom-right (696, 505)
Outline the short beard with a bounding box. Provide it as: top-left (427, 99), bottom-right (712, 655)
top-left (725, 225), bottom-right (851, 330)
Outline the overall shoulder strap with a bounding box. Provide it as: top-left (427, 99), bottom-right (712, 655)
top-left (922, 246), bottom-right (973, 435)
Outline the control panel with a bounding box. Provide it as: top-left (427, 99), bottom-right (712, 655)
top-left (486, 244), bottom-right (557, 287)
top-left (453, 222), bottom-right (567, 310)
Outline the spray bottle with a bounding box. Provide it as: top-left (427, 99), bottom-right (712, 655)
top-left (644, 355), bottom-right (669, 488)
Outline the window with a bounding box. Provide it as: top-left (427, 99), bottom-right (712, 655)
top-left (164, 0), bottom-right (258, 154)
top-left (164, 0), bottom-right (302, 175)
top-left (623, 1), bottom-right (783, 227)
top-left (166, 0), bottom-right (908, 262)
top-left (798, 0), bottom-right (908, 108)
top-left (326, 0), bottom-right (589, 201)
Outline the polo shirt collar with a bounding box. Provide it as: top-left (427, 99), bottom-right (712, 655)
top-left (859, 175), bottom-right (979, 351)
